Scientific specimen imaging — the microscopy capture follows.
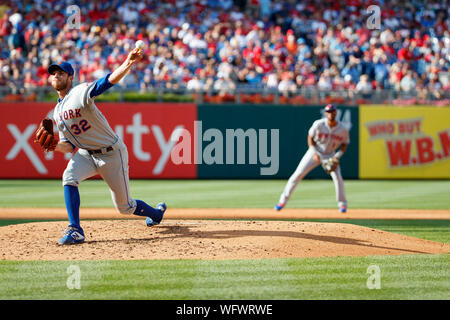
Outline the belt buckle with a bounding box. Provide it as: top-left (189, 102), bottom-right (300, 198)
top-left (101, 146), bottom-right (113, 155)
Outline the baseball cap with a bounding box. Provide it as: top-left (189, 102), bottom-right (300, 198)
top-left (48, 62), bottom-right (74, 76)
top-left (324, 104), bottom-right (337, 112)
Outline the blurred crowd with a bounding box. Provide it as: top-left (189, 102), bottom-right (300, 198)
top-left (0, 0), bottom-right (448, 101)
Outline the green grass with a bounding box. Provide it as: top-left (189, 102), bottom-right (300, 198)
top-left (0, 179), bottom-right (449, 209)
top-left (0, 255), bottom-right (448, 299)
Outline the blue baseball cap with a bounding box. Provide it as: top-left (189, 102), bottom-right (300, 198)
top-left (324, 104), bottom-right (337, 112)
top-left (48, 62), bottom-right (74, 76)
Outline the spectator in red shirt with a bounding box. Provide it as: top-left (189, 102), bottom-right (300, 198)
top-left (397, 44), bottom-right (413, 61)
top-left (0, 0), bottom-right (447, 102)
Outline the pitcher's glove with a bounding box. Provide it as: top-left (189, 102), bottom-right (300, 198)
top-left (322, 157), bottom-right (339, 174)
top-left (35, 118), bottom-right (58, 152)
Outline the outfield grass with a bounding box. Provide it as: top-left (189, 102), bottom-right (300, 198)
top-left (0, 254), bottom-right (448, 300)
top-left (0, 179), bottom-right (449, 209)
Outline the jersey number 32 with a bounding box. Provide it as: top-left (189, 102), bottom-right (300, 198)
top-left (71, 119), bottom-right (91, 135)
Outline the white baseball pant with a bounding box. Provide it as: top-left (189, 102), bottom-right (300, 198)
top-left (278, 148), bottom-right (347, 208)
top-left (62, 139), bottom-right (137, 214)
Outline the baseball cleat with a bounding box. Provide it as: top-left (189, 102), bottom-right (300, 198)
top-left (146, 202), bottom-right (167, 227)
top-left (59, 225), bottom-right (85, 245)
top-left (339, 205), bottom-right (347, 213)
top-left (274, 203), bottom-right (285, 211)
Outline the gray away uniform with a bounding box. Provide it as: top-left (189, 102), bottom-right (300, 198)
top-left (278, 118), bottom-right (350, 208)
top-left (53, 82), bottom-right (136, 214)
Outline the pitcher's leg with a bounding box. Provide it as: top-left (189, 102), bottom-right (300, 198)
top-left (64, 185), bottom-right (81, 228)
top-left (98, 147), bottom-right (165, 223)
top-left (62, 151), bottom-right (97, 227)
top-left (63, 150), bottom-right (98, 188)
top-left (60, 150), bottom-right (97, 244)
top-left (98, 147), bottom-right (136, 214)
top-left (330, 166), bottom-right (347, 211)
top-left (277, 150), bottom-right (319, 208)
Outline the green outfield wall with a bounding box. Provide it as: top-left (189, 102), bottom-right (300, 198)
top-left (197, 104), bottom-right (359, 179)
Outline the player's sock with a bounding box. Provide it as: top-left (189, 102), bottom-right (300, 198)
top-left (64, 185), bottom-right (81, 228)
top-left (133, 200), bottom-right (164, 222)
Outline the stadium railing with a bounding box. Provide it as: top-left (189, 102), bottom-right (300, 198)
top-left (0, 85), bottom-right (448, 106)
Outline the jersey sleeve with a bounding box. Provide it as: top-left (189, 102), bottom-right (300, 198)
top-left (308, 120), bottom-right (319, 137)
top-left (89, 73), bottom-right (114, 99)
top-left (58, 129), bottom-right (76, 150)
top-left (79, 74), bottom-right (114, 107)
top-left (344, 129), bottom-right (350, 145)
top-left (79, 82), bottom-right (97, 108)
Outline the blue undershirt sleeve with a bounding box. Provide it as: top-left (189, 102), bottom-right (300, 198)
top-left (89, 73), bottom-right (114, 99)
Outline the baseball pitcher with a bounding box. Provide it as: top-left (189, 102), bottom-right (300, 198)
top-left (36, 48), bottom-right (166, 245)
top-left (275, 104), bottom-right (349, 213)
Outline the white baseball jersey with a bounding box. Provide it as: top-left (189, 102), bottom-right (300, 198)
top-left (308, 119), bottom-right (350, 156)
top-left (53, 81), bottom-right (136, 214)
top-left (53, 82), bottom-right (119, 150)
top-left (278, 117), bottom-right (350, 209)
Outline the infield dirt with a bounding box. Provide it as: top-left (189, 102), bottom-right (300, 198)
top-left (0, 208), bottom-right (449, 261)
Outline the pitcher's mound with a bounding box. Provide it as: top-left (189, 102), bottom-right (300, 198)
top-left (1, 220), bottom-right (449, 260)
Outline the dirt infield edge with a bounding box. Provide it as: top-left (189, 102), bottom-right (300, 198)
top-left (1, 207), bottom-right (450, 220)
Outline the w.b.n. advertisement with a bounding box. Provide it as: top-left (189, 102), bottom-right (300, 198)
top-left (360, 106), bottom-right (450, 179)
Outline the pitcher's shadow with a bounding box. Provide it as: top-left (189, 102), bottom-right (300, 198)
top-left (89, 224), bottom-right (428, 254)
